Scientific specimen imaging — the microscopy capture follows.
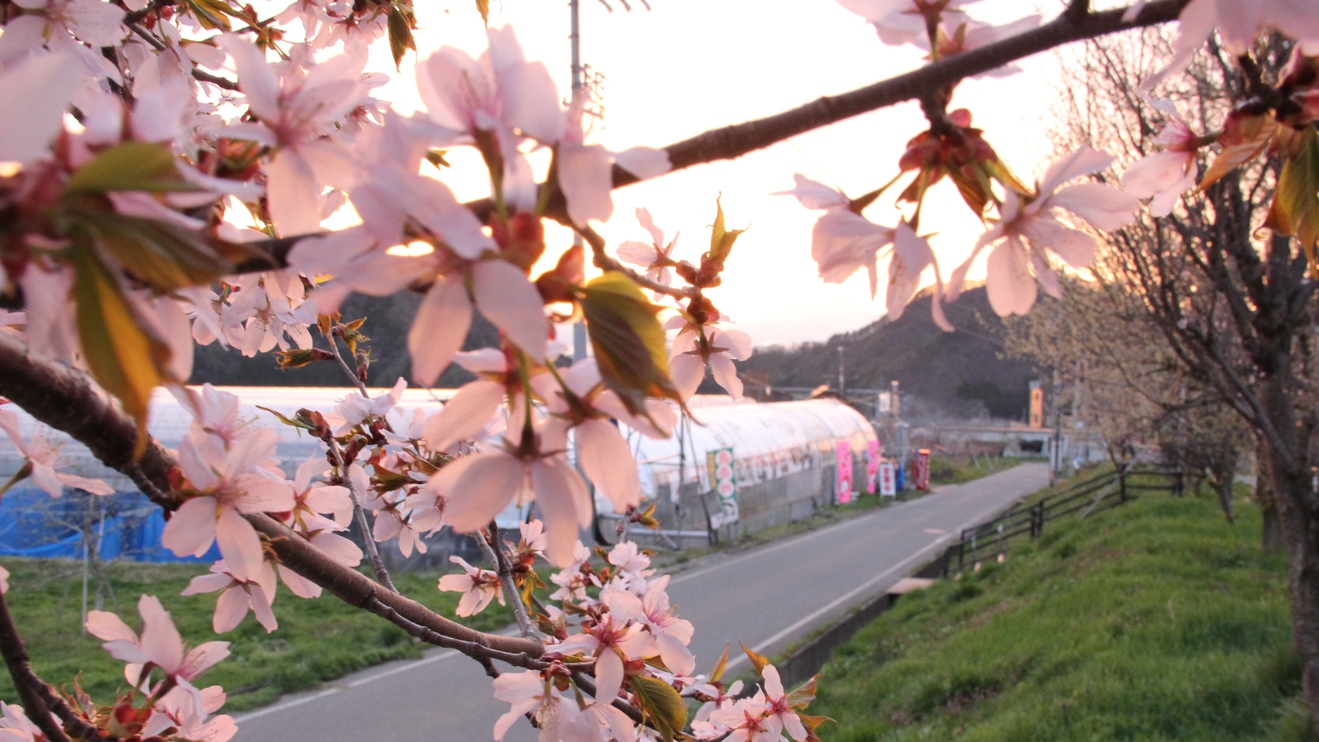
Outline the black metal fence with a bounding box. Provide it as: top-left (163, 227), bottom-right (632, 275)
top-left (944, 464), bottom-right (1184, 576)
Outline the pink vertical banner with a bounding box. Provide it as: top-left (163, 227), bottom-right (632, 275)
top-left (836, 440), bottom-right (853, 504)
top-left (866, 440), bottom-right (881, 494)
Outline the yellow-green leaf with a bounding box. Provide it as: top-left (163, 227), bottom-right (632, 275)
top-left (630, 675), bottom-right (687, 742)
top-left (185, 0), bottom-right (233, 31)
top-left (740, 642), bottom-right (770, 673)
top-left (60, 206), bottom-right (247, 292)
top-left (65, 142), bottom-right (197, 195)
top-left (1267, 127), bottom-right (1319, 276)
top-left (708, 644), bottom-right (730, 684)
top-left (785, 674), bottom-right (819, 707)
top-left (72, 248), bottom-right (172, 455)
top-left (705, 196), bottom-right (745, 267)
top-left (577, 272), bottom-right (682, 417)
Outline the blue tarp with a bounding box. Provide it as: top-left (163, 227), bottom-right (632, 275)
top-left (0, 488), bottom-right (220, 563)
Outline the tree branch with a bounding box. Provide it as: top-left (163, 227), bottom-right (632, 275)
top-left (231, 0), bottom-right (1188, 275)
top-left (0, 590), bottom-right (87, 742)
top-left (0, 332), bottom-right (544, 664)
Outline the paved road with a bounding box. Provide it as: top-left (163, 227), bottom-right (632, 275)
top-left (233, 463), bottom-right (1048, 741)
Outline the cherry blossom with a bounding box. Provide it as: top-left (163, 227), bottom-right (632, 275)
top-left (603, 575), bottom-right (696, 676)
top-left (161, 429), bottom-right (295, 580)
top-left (1141, 0), bottom-right (1319, 89)
top-left (140, 685), bottom-right (237, 742)
top-left (0, 702), bottom-right (44, 742)
top-left (182, 560), bottom-right (279, 634)
top-left (430, 422), bottom-right (589, 567)
top-left (215, 36), bottom-right (369, 235)
top-left (491, 670), bottom-right (583, 742)
top-left (0, 422), bottom-right (114, 499)
top-left (552, 610), bottom-right (659, 705)
top-left (947, 146), bottom-right (1141, 316)
top-left (0, 50), bottom-right (85, 167)
top-left (437, 556), bottom-right (505, 617)
top-left (761, 665), bottom-right (808, 742)
top-left (533, 358), bottom-right (676, 512)
top-left (1121, 98), bottom-right (1200, 217)
top-left (617, 207), bottom-right (678, 297)
top-left (668, 321), bottom-right (753, 400)
top-left (556, 97), bottom-right (670, 226)
top-left (836, 0), bottom-right (972, 47)
top-left (85, 595), bottom-right (230, 717)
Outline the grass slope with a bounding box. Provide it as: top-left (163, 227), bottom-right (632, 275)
top-left (0, 560), bottom-right (511, 712)
top-left (813, 494), bottom-right (1316, 741)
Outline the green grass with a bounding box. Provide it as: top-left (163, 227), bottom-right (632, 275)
top-left (928, 455), bottom-right (1025, 486)
top-left (811, 493), bottom-right (1315, 741)
top-left (0, 559), bottom-right (511, 712)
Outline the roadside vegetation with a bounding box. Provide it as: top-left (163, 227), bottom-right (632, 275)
top-left (811, 491), bottom-right (1313, 741)
top-left (0, 455), bottom-right (1020, 715)
top-left (0, 560), bottom-right (511, 712)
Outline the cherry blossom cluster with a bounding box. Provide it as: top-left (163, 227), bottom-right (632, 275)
top-left (82, 596), bottom-right (236, 741)
top-left (783, 0), bottom-right (1319, 320)
top-left (444, 534), bottom-right (823, 741)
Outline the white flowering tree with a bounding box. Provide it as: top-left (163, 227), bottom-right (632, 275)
top-left (0, 0), bottom-right (1318, 739)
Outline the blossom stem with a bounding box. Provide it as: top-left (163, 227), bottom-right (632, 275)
top-left (325, 439), bottom-right (399, 594)
top-left (479, 524), bottom-right (539, 639)
top-left (328, 335), bottom-right (371, 399)
top-left (575, 224), bottom-right (697, 300)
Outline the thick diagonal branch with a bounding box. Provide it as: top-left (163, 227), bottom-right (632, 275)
top-left (232, 0), bottom-right (1187, 274)
top-left (0, 333), bottom-right (543, 662)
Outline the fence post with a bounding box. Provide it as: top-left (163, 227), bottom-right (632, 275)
top-left (1119, 469), bottom-right (1128, 504)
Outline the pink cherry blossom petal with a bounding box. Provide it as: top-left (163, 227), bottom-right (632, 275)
top-left (471, 260), bottom-right (549, 362)
top-left (161, 497), bottom-right (219, 558)
top-left (438, 452), bottom-right (524, 532)
top-left (409, 275), bottom-right (474, 386)
top-left (267, 150), bottom-right (324, 237)
top-left (576, 419), bottom-right (641, 512)
top-left (212, 588), bottom-right (249, 634)
top-left (985, 237), bottom-right (1037, 317)
top-left (593, 650), bottom-right (624, 706)
top-left (215, 507), bottom-right (264, 581)
top-left (138, 596), bottom-right (185, 674)
top-left (422, 379), bottom-right (505, 452)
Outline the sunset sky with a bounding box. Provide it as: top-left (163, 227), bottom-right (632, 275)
top-left (371, 1), bottom-right (1082, 347)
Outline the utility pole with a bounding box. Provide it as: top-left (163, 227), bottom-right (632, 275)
top-left (837, 345), bottom-right (845, 398)
top-left (570, 0), bottom-right (587, 363)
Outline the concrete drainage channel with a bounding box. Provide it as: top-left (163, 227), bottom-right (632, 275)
top-left (775, 551), bottom-right (951, 689)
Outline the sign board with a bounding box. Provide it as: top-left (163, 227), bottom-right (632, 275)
top-left (1029, 381), bottom-right (1044, 428)
top-left (707, 447), bottom-right (739, 527)
top-left (912, 448), bottom-right (931, 490)
top-left (879, 462), bottom-right (896, 497)
top-left (836, 441), bottom-right (853, 504)
top-left (865, 439), bottom-right (881, 494)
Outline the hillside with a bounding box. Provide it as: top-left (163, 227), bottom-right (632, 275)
top-left (737, 286), bottom-right (1036, 421)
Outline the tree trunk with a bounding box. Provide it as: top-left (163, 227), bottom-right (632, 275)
top-left (1259, 475), bottom-right (1285, 553)
top-left (1254, 434), bottom-right (1286, 552)
top-left (1257, 380), bottom-right (1319, 666)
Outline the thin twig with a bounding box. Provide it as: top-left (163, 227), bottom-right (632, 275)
top-left (325, 438), bottom-right (399, 593)
top-left (481, 524), bottom-right (539, 639)
top-left (328, 336), bottom-right (371, 399)
top-left (0, 591), bottom-right (86, 742)
top-left (571, 671), bottom-right (647, 726)
top-left (576, 224), bottom-right (696, 300)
